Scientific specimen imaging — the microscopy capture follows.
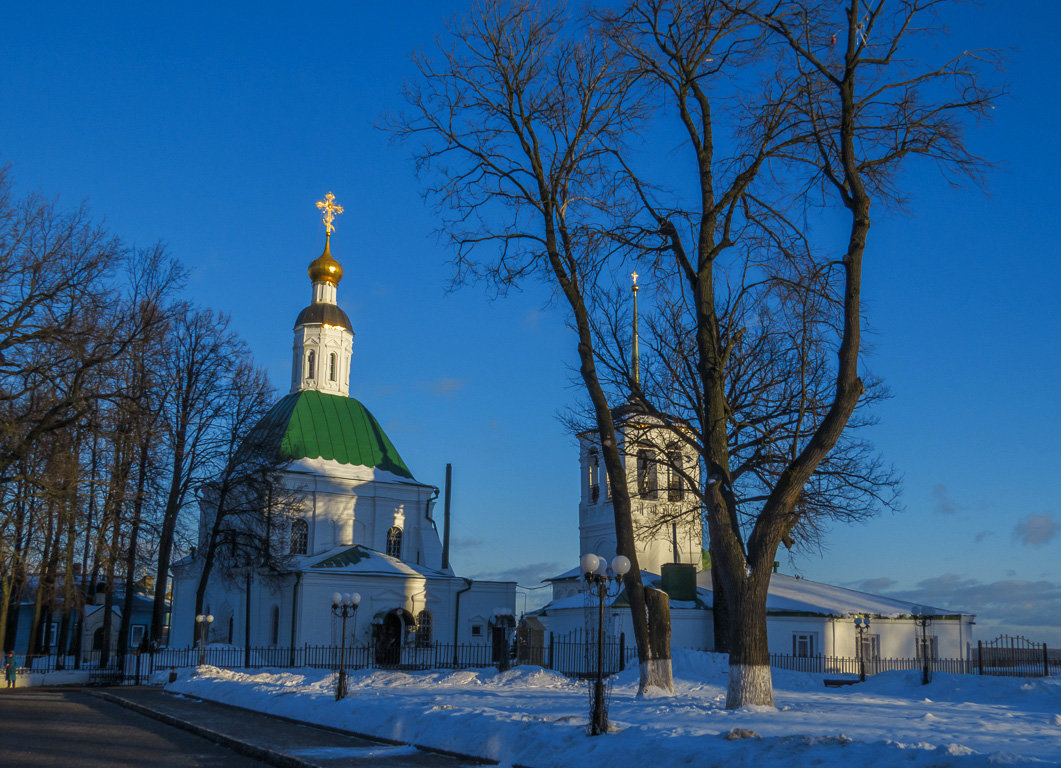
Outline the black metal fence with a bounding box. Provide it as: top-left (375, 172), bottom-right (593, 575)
top-left (14, 633), bottom-right (1055, 684)
top-left (770, 635), bottom-right (1058, 679)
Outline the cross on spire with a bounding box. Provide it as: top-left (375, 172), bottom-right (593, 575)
top-left (316, 192), bottom-right (344, 235)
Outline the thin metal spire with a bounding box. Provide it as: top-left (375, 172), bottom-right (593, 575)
top-left (631, 271), bottom-right (640, 388)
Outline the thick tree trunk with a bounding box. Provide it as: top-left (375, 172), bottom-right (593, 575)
top-left (643, 586), bottom-right (673, 692)
top-left (709, 549), bottom-right (729, 653)
top-left (725, 570), bottom-right (773, 708)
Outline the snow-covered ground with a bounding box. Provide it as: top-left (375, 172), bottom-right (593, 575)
top-left (163, 649), bottom-right (1061, 767)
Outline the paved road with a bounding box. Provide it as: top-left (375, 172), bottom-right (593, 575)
top-left (0, 688), bottom-right (270, 768)
top-left (104, 687), bottom-right (481, 767)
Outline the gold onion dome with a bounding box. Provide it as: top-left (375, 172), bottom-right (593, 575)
top-left (308, 235), bottom-right (343, 285)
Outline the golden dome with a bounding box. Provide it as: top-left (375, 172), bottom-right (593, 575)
top-left (308, 234), bottom-right (343, 285)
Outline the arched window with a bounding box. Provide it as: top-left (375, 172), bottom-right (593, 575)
top-left (637, 448), bottom-right (657, 499)
top-left (306, 350), bottom-right (316, 380)
top-left (290, 519), bottom-right (308, 555)
top-left (587, 448), bottom-right (600, 503)
top-left (386, 526), bottom-right (403, 559)
top-left (329, 353), bottom-right (337, 381)
top-left (415, 610), bottom-right (432, 647)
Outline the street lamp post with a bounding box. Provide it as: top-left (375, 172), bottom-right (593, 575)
top-left (580, 552), bottom-right (631, 736)
top-left (330, 592), bottom-right (360, 701)
top-left (195, 614), bottom-right (214, 666)
top-left (913, 609), bottom-right (932, 685)
top-left (854, 616), bottom-right (871, 682)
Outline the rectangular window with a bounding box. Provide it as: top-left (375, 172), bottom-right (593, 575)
top-left (859, 633), bottom-right (880, 660)
top-left (667, 450), bottom-right (684, 501)
top-left (471, 624), bottom-right (483, 638)
top-left (587, 450), bottom-right (600, 503)
top-left (916, 635), bottom-right (938, 661)
top-left (129, 624), bottom-right (146, 649)
top-left (792, 632), bottom-right (816, 658)
top-left (637, 449), bottom-right (657, 500)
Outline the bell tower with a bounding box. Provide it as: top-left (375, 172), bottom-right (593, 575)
top-left (291, 192), bottom-right (355, 396)
top-left (576, 271), bottom-right (702, 574)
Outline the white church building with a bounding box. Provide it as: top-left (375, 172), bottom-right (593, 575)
top-left (169, 196), bottom-right (515, 658)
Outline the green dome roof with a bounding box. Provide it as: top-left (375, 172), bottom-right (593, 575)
top-left (252, 390), bottom-right (414, 479)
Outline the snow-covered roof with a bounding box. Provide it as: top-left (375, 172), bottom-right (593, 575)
top-left (759, 572), bottom-right (966, 618)
top-left (535, 571), bottom-right (711, 616)
top-left (298, 544), bottom-right (451, 579)
top-left (538, 569), bottom-right (971, 619)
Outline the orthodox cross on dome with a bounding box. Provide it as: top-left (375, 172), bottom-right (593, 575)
top-left (316, 192), bottom-right (344, 235)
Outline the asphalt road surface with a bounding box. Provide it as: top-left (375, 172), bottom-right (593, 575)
top-left (0, 688), bottom-right (271, 768)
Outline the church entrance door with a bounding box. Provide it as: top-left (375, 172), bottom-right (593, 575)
top-left (374, 611), bottom-right (404, 666)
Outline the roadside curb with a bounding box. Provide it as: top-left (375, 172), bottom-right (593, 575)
top-left (92, 688), bottom-right (511, 767)
top-left (91, 690), bottom-right (314, 768)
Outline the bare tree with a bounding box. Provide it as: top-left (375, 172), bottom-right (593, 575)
top-left (583, 0), bottom-right (997, 706)
top-left (395, 0), bottom-right (995, 708)
top-left (392, 0), bottom-right (677, 692)
top-left (192, 361), bottom-right (303, 624)
top-left (0, 169), bottom-right (168, 480)
top-left (149, 306), bottom-right (252, 644)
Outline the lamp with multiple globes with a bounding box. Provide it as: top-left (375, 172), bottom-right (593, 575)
top-left (195, 614), bottom-right (214, 666)
top-left (330, 592), bottom-right (361, 700)
top-left (580, 553), bottom-right (631, 736)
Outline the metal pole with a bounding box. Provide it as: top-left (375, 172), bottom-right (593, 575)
top-left (920, 619), bottom-right (930, 685)
top-left (591, 578), bottom-right (607, 736)
top-left (336, 609), bottom-right (348, 701)
top-left (857, 626), bottom-right (866, 683)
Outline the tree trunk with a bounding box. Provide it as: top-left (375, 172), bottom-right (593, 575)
top-left (709, 549), bottom-right (729, 653)
top-left (643, 586), bottom-right (673, 692)
top-left (151, 437), bottom-right (187, 645)
top-left (724, 570), bottom-right (773, 708)
top-left (118, 440), bottom-right (150, 658)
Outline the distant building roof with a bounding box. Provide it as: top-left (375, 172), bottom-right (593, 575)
top-left (538, 569), bottom-right (971, 619)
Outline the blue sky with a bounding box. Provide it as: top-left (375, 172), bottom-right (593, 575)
top-left (2, 1), bottom-right (1058, 643)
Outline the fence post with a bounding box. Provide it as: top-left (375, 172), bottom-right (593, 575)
top-left (619, 633), bottom-right (625, 672)
top-left (548, 633), bottom-right (553, 670)
top-left (977, 640), bottom-right (983, 675)
top-left (1044, 643), bottom-right (1050, 677)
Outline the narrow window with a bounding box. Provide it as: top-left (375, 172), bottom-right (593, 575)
top-left (667, 447), bottom-right (685, 502)
top-left (290, 519), bottom-right (308, 555)
top-left (587, 448), bottom-right (600, 503)
top-left (386, 526), bottom-right (403, 559)
top-left (271, 606), bottom-right (280, 646)
top-left (858, 633), bottom-right (880, 661)
top-left (416, 611), bottom-right (432, 647)
top-left (329, 353), bottom-right (337, 382)
top-left (636, 449), bottom-right (657, 499)
top-left (792, 632), bottom-right (816, 658)
top-left (916, 635), bottom-right (938, 661)
top-left (306, 350), bottom-right (316, 380)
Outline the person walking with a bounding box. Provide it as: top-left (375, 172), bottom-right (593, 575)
top-left (4, 651), bottom-right (16, 689)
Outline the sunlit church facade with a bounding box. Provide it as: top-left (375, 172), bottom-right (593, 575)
top-left (169, 196), bottom-right (515, 658)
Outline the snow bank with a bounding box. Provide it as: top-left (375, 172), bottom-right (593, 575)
top-left (166, 650), bottom-right (1061, 767)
